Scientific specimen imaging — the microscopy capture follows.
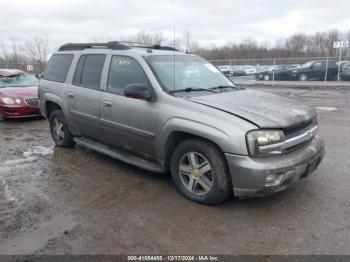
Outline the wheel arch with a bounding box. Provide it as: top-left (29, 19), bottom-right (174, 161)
top-left (43, 93), bottom-right (64, 118)
top-left (45, 101), bottom-right (61, 119)
top-left (157, 118), bottom-right (231, 172)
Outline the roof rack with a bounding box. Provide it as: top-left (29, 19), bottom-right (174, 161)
top-left (114, 41), bottom-right (178, 51)
top-left (58, 42), bottom-right (131, 51)
top-left (58, 41), bottom-right (178, 52)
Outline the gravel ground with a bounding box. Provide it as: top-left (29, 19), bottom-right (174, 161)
top-left (0, 86), bottom-right (349, 255)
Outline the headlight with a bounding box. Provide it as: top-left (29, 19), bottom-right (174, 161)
top-left (246, 130), bottom-right (285, 157)
top-left (292, 70), bottom-right (297, 73)
top-left (15, 98), bottom-right (22, 104)
top-left (1, 97), bottom-right (15, 105)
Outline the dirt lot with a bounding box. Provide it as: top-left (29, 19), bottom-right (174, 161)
top-left (0, 86), bottom-right (350, 255)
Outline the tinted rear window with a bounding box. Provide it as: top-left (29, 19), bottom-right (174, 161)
top-left (44, 54), bottom-right (73, 82)
top-left (73, 54), bottom-right (106, 89)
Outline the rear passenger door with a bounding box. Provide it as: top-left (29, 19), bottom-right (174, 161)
top-left (326, 61), bottom-right (338, 79)
top-left (66, 54), bottom-right (107, 139)
top-left (100, 55), bottom-right (159, 158)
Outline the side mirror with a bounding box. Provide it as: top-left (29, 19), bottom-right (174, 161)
top-left (124, 83), bottom-right (153, 100)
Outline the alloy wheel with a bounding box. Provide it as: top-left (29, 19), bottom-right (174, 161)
top-left (52, 117), bottom-right (65, 142)
top-left (299, 74), bottom-right (308, 81)
top-left (178, 152), bottom-right (214, 195)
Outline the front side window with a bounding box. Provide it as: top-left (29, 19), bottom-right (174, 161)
top-left (312, 62), bottom-right (322, 68)
top-left (73, 54), bottom-right (106, 89)
top-left (107, 56), bottom-right (150, 95)
top-left (145, 55), bottom-right (235, 92)
top-left (44, 54), bottom-right (73, 82)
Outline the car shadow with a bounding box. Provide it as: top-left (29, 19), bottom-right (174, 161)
top-left (1, 116), bottom-right (45, 124)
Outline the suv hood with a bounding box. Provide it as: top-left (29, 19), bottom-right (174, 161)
top-left (189, 90), bottom-right (316, 128)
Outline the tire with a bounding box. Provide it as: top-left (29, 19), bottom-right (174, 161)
top-left (0, 115), bottom-right (4, 121)
top-left (49, 110), bottom-right (75, 148)
top-left (298, 73), bottom-right (308, 81)
top-left (263, 74), bottom-right (270, 81)
top-left (170, 139), bottom-right (232, 205)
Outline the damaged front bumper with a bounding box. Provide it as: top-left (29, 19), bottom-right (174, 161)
top-left (225, 135), bottom-right (325, 198)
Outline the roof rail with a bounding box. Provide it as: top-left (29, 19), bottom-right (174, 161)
top-left (58, 41), bottom-right (178, 51)
top-left (58, 42), bottom-right (131, 51)
top-left (113, 41), bottom-right (178, 51)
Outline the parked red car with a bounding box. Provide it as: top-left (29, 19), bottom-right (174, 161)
top-left (0, 69), bottom-right (40, 120)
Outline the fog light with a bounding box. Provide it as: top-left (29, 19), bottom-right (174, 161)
top-left (265, 173), bottom-right (284, 187)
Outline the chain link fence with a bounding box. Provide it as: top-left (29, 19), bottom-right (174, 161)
top-left (209, 56), bottom-right (350, 87)
top-left (2, 57), bottom-right (350, 87)
top-left (0, 63), bottom-right (46, 76)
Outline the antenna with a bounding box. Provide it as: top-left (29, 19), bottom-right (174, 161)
top-left (173, 23), bottom-right (176, 91)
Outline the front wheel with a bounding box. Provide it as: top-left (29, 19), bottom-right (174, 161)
top-left (49, 110), bottom-right (75, 148)
top-left (170, 139), bottom-right (232, 205)
top-left (298, 73), bottom-right (308, 81)
top-left (263, 74), bottom-right (271, 81)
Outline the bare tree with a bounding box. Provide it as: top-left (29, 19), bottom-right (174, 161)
top-left (127, 30), bottom-right (166, 46)
top-left (23, 36), bottom-right (49, 63)
top-left (10, 37), bottom-right (20, 63)
top-left (324, 30), bottom-right (340, 56)
top-left (0, 41), bottom-right (9, 63)
top-left (182, 31), bottom-right (192, 52)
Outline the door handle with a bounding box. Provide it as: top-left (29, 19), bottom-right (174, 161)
top-left (103, 100), bottom-right (112, 107)
top-left (67, 92), bottom-right (75, 98)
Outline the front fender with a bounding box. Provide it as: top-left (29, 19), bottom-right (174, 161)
top-left (156, 117), bottom-right (246, 163)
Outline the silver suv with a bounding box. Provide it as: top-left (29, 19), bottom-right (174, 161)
top-left (39, 42), bottom-right (325, 205)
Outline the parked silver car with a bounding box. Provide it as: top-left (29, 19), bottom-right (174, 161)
top-left (39, 42), bottom-right (325, 204)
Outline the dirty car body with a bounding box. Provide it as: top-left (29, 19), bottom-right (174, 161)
top-left (38, 42), bottom-right (325, 204)
top-left (0, 69), bottom-right (40, 119)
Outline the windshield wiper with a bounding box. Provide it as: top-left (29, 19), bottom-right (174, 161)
top-left (169, 87), bottom-right (216, 94)
top-left (209, 85), bottom-right (236, 91)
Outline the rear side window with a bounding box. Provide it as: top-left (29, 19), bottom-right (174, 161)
top-left (327, 61), bottom-right (338, 68)
top-left (44, 54), bottom-right (73, 82)
top-left (73, 54), bottom-right (106, 89)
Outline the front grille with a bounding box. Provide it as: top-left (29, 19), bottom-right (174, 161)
top-left (285, 140), bottom-right (310, 153)
top-left (259, 118), bottom-right (318, 155)
top-left (24, 97), bottom-right (39, 107)
top-left (283, 119), bottom-right (316, 139)
top-left (283, 119), bottom-right (317, 151)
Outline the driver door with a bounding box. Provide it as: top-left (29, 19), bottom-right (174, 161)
top-left (100, 55), bottom-right (159, 159)
top-left (310, 61), bottom-right (323, 79)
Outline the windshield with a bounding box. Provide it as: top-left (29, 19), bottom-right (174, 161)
top-left (145, 55), bottom-right (236, 92)
top-left (301, 61), bottom-right (314, 68)
top-left (0, 72), bottom-right (39, 88)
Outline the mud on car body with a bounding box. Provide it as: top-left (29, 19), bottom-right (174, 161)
top-left (38, 42), bottom-right (325, 205)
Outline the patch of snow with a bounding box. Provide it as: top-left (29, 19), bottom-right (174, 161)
top-left (316, 106), bottom-right (338, 112)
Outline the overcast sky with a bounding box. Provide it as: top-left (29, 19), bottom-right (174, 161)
top-left (1, 0), bottom-right (349, 49)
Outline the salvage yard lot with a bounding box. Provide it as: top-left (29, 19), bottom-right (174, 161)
top-left (0, 86), bottom-right (350, 255)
